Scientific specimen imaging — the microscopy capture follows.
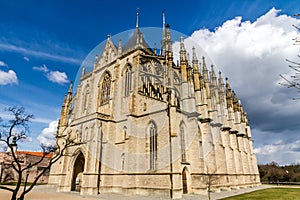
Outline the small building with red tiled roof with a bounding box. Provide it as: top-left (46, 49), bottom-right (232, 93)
top-left (0, 150), bottom-right (52, 183)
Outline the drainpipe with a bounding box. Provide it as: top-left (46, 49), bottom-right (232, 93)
top-left (97, 121), bottom-right (103, 194)
top-left (167, 89), bottom-right (173, 198)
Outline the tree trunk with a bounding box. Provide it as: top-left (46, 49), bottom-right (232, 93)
top-left (17, 195), bottom-right (25, 200)
top-left (11, 192), bottom-right (17, 200)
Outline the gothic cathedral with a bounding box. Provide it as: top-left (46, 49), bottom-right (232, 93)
top-left (49, 14), bottom-right (260, 198)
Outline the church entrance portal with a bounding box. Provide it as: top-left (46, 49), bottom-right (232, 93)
top-left (182, 167), bottom-right (188, 194)
top-left (71, 152), bottom-right (85, 192)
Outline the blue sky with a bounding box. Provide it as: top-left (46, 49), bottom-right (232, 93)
top-left (0, 0), bottom-right (300, 164)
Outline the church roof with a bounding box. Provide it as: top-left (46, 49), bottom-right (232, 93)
top-left (122, 28), bottom-right (151, 52)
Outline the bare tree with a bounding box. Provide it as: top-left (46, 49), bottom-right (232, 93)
top-left (0, 106), bottom-right (80, 200)
top-left (205, 165), bottom-right (219, 200)
top-left (280, 14), bottom-right (300, 98)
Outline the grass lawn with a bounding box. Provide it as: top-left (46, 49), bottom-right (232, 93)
top-left (221, 188), bottom-right (300, 200)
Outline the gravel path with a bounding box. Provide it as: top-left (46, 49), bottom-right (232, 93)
top-left (0, 184), bottom-right (289, 200)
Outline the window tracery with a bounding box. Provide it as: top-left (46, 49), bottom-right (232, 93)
top-left (124, 66), bottom-right (132, 96)
top-left (180, 123), bottom-right (187, 162)
top-left (99, 72), bottom-right (111, 106)
top-left (149, 122), bottom-right (157, 170)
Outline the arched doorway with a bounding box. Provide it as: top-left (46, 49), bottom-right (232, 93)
top-left (71, 152), bottom-right (85, 191)
top-left (182, 167), bottom-right (188, 194)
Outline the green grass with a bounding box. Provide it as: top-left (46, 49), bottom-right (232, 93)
top-left (221, 188), bottom-right (300, 200)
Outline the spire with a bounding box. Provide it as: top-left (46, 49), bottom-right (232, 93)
top-left (192, 47), bottom-right (200, 91)
top-left (232, 90), bottom-right (239, 112)
top-left (162, 9), bottom-right (165, 31)
top-left (58, 81), bottom-right (73, 128)
top-left (180, 36), bottom-right (187, 61)
top-left (218, 71), bottom-right (225, 93)
top-left (180, 36), bottom-right (187, 82)
top-left (202, 56), bottom-right (209, 81)
top-left (136, 8), bottom-right (139, 28)
top-left (161, 10), bottom-right (165, 56)
top-left (192, 47), bottom-right (198, 64)
top-left (68, 81), bottom-right (73, 96)
top-left (211, 65), bottom-right (216, 78)
top-left (210, 65), bottom-right (217, 86)
top-left (161, 10), bottom-right (172, 56)
top-left (67, 81), bottom-right (73, 103)
top-left (187, 52), bottom-right (193, 83)
top-left (218, 71), bottom-right (225, 104)
top-left (187, 53), bottom-right (190, 66)
top-left (226, 78), bottom-right (233, 108)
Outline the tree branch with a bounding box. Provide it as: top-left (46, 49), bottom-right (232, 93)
top-left (0, 185), bottom-right (14, 192)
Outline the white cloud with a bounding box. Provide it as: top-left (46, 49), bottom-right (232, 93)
top-left (254, 140), bottom-right (300, 165)
top-left (33, 64), bottom-right (49, 73)
top-left (0, 69), bottom-right (18, 85)
top-left (33, 64), bottom-right (68, 84)
top-left (0, 61), bottom-right (7, 67)
top-left (0, 42), bottom-right (82, 64)
top-left (23, 56), bottom-right (30, 62)
top-left (254, 140), bottom-right (300, 155)
top-left (37, 120), bottom-right (58, 147)
top-left (46, 71), bottom-right (68, 84)
top-left (183, 8), bottom-right (300, 164)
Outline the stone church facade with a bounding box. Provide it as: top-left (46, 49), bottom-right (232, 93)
top-left (49, 16), bottom-right (260, 198)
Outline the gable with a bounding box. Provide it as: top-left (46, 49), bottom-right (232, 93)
top-left (98, 39), bottom-right (118, 65)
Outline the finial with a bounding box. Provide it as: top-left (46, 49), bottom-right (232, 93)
top-left (219, 71), bottom-right (224, 83)
top-left (136, 8), bottom-right (139, 28)
top-left (226, 77), bottom-right (231, 90)
top-left (211, 65), bottom-right (216, 76)
top-left (154, 43), bottom-right (157, 54)
top-left (107, 34), bottom-right (111, 40)
top-left (118, 39), bottom-right (122, 55)
top-left (82, 66), bottom-right (86, 76)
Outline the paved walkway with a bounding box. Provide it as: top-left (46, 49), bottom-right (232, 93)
top-left (0, 184), bottom-right (294, 200)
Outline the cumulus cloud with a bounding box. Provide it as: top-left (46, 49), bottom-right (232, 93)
top-left (0, 60), bottom-right (7, 67)
top-left (183, 8), bottom-right (300, 164)
top-left (37, 120), bottom-right (58, 147)
top-left (0, 69), bottom-right (18, 85)
top-left (46, 71), bottom-right (68, 84)
top-left (33, 64), bottom-right (68, 84)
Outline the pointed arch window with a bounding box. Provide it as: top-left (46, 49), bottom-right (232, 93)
top-left (82, 85), bottom-right (89, 113)
top-left (124, 66), bottom-right (132, 96)
top-left (99, 72), bottom-right (111, 106)
top-left (149, 122), bottom-right (157, 170)
top-left (180, 124), bottom-right (187, 162)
